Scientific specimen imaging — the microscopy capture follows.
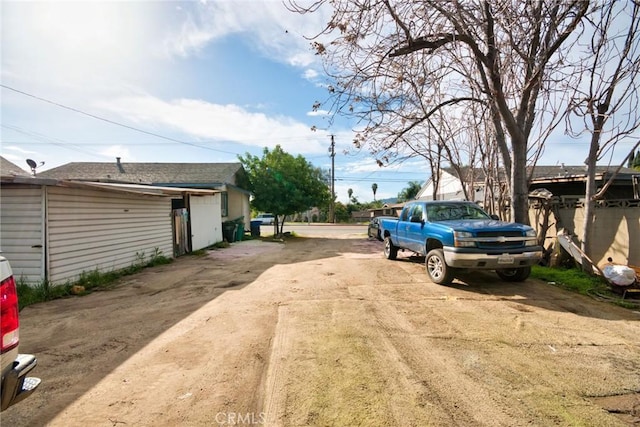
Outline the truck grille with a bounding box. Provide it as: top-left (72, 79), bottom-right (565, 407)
top-left (479, 241), bottom-right (525, 249)
top-left (476, 231), bottom-right (523, 238)
top-left (475, 231), bottom-right (525, 249)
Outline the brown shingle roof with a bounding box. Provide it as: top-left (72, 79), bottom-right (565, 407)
top-left (444, 165), bottom-right (637, 182)
top-left (39, 161), bottom-right (245, 187)
top-left (1, 156), bottom-right (31, 177)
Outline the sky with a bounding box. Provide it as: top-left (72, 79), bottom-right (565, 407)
top-left (1, 1), bottom-right (636, 204)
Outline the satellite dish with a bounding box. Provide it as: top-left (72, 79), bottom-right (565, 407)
top-left (26, 159), bottom-right (44, 176)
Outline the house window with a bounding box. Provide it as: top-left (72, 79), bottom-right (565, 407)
top-left (221, 192), bottom-right (228, 217)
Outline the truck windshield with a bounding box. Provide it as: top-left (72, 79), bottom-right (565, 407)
top-left (426, 204), bottom-right (491, 221)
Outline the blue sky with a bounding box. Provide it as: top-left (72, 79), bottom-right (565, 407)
top-left (1, 1), bottom-right (635, 203)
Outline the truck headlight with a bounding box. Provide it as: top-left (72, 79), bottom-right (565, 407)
top-left (525, 229), bottom-right (537, 246)
top-left (454, 231), bottom-right (475, 248)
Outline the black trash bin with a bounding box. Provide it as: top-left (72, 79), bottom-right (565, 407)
top-left (250, 220), bottom-right (262, 237)
top-left (223, 221), bottom-right (237, 243)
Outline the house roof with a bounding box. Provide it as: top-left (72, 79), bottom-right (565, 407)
top-left (443, 165), bottom-right (638, 182)
top-left (39, 161), bottom-right (246, 187)
top-left (1, 156), bottom-right (31, 177)
top-left (529, 165), bottom-right (638, 180)
top-left (0, 175), bottom-right (217, 197)
top-left (67, 181), bottom-right (218, 197)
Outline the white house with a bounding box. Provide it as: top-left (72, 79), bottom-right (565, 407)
top-left (416, 168), bottom-right (486, 203)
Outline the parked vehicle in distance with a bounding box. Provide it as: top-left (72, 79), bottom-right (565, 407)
top-left (379, 201), bottom-right (542, 285)
top-left (368, 216), bottom-right (396, 241)
top-left (255, 213), bottom-right (275, 225)
top-left (1, 255), bottom-right (41, 411)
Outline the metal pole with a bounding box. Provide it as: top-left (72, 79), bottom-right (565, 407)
top-left (329, 135), bottom-right (335, 223)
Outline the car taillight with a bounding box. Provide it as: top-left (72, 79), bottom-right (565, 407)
top-left (0, 274), bottom-right (20, 353)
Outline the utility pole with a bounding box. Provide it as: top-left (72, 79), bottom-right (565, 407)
top-left (329, 135), bottom-right (335, 223)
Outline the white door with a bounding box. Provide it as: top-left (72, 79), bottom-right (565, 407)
top-left (190, 195), bottom-right (222, 250)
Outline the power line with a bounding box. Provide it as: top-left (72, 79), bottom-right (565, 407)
top-left (334, 176), bottom-right (419, 183)
top-left (1, 124), bottom-right (106, 159)
top-left (1, 84), bottom-right (338, 148)
top-left (1, 84), bottom-right (240, 156)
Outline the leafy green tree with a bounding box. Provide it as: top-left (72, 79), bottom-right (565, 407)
top-left (397, 181), bottom-right (423, 203)
top-left (367, 200), bottom-right (384, 209)
top-left (333, 201), bottom-right (350, 222)
top-left (239, 145), bottom-right (331, 235)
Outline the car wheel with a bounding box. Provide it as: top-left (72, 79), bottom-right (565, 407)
top-left (496, 266), bottom-right (531, 282)
top-left (425, 249), bottom-right (454, 285)
top-left (384, 237), bottom-right (398, 260)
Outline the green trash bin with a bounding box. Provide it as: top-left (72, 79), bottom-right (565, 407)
top-left (235, 223), bottom-right (244, 242)
top-left (231, 216), bottom-right (244, 242)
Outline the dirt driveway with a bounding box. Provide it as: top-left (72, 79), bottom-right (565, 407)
top-left (3, 234), bottom-right (639, 426)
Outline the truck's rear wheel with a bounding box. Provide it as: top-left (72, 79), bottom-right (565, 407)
top-left (496, 266), bottom-right (531, 282)
top-left (384, 237), bottom-right (398, 260)
top-left (425, 249), bottom-right (454, 285)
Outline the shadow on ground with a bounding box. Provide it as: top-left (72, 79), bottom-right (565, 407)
top-left (4, 237), bottom-right (379, 426)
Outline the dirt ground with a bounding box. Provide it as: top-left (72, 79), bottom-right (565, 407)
top-left (2, 232), bottom-right (639, 426)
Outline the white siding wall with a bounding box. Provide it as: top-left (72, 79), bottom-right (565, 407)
top-left (418, 173), bottom-right (462, 200)
top-left (437, 172), bottom-right (466, 200)
top-left (46, 186), bottom-right (173, 285)
top-left (0, 185), bottom-right (45, 283)
top-left (417, 171), bottom-right (478, 202)
top-left (226, 188), bottom-right (251, 228)
top-left (190, 194), bottom-right (222, 250)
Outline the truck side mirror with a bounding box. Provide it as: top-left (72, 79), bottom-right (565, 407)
top-left (490, 214), bottom-right (499, 220)
top-left (410, 215), bottom-right (424, 223)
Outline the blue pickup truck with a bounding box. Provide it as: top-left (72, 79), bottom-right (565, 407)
top-left (379, 201), bottom-right (542, 285)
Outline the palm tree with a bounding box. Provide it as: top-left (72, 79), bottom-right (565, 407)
top-left (347, 188), bottom-right (353, 202)
top-left (397, 181), bottom-right (423, 202)
top-left (372, 183), bottom-right (378, 201)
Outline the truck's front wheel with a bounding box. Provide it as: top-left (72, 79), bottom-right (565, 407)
top-left (425, 249), bottom-right (454, 285)
top-left (496, 266), bottom-right (531, 282)
top-left (384, 237), bottom-right (398, 260)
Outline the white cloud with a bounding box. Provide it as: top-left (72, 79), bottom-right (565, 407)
top-left (163, 1), bottom-right (331, 69)
top-left (96, 95), bottom-right (331, 155)
top-left (303, 69), bottom-right (319, 80)
top-left (307, 110), bottom-right (330, 117)
top-left (99, 145), bottom-right (134, 162)
top-left (3, 146), bottom-right (37, 155)
top-left (338, 159), bottom-right (382, 174)
top-left (2, 2), bottom-right (160, 90)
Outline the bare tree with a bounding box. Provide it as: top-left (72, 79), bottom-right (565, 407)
top-left (566, 1), bottom-right (640, 269)
top-left (289, 0), bottom-right (588, 224)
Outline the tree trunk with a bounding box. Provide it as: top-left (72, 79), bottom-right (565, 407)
top-left (581, 134), bottom-right (600, 273)
top-left (511, 139), bottom-right (529, 224)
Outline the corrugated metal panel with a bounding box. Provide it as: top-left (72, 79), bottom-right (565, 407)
top-left (0, 185), bottom-right (45, 283)
top-left (46, 186), bottom-right (173, 284)
top-left (190, 194), bottom-right (222, 250)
